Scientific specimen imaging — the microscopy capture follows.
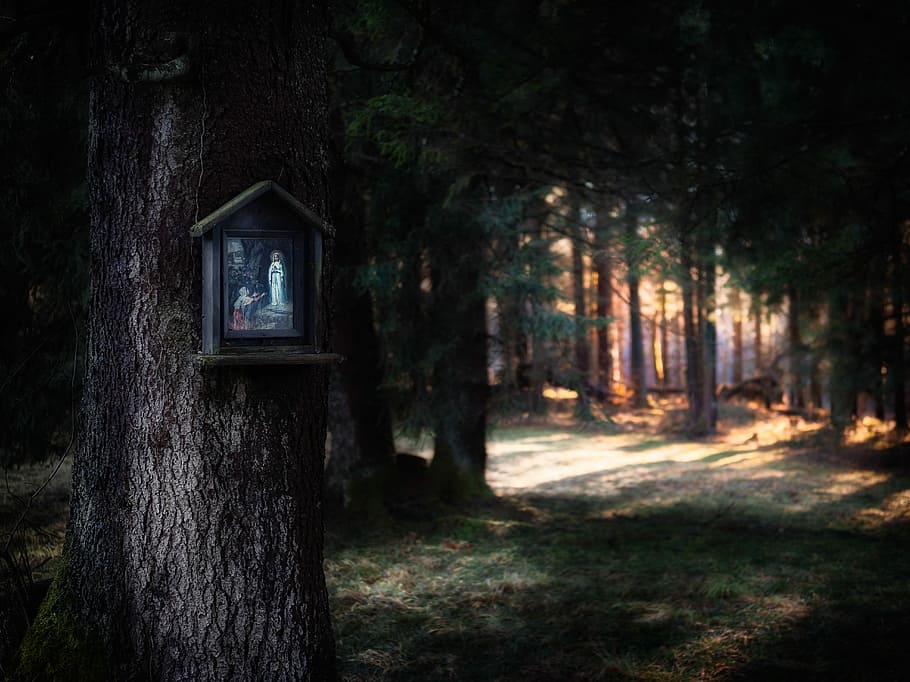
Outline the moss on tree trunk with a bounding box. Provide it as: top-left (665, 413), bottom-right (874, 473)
top-left (11, 557), bottom-right (107, 681)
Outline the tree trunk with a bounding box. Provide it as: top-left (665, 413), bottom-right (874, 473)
top-left (674, 305), bottom-right (684, 387)
top-left (570, 203), bottom-right (590, 418)
top-left (326, 169), bottom-right (396, 508)
top-left (593, 219), bottom-right (613, 392)
top-left (753, 295), bottom-right (763, 373)
top-left (658, 287), bottom-right (670, 386)
top-left (572, 217), bottom-right (590, 385)
top-left (731, 287), bottom-right (743, 384)
top-left (527, 213), bottom-right (549, 414)
top-left (649, 314), bottom-right (659, 387)
top-left (616, 308), bottom-right (625, 389)
top-left (681, 246), bottom-right (703, 431)
top-left (625, 203), bottom-right (646, 407)
top-left (867, 272), bottom-right (887, 421)
top-left (701, 257), bottom-right (718, 431)
top-left (495, 226), bottom-right (530, 396)
top-left (810, 357), bottom-right (824, 411)
top-left (67, 2), bottom-right (335, 678)
top-left (788, 288), bottom-right (806, 409)
top-left (398, 208), bottom-right (431, 415)
top-left (428, 207), bottom-right (488, 498)
top-left (891, 188), bottom-right (907, 431)
top-left (829, 287), bottom-right (859, 433)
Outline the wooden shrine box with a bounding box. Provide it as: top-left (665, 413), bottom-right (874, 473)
top-left (191, 181), bottom-right (340, 366)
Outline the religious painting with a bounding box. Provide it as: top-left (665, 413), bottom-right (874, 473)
top-left (224, 237), bottom-right (294, 332)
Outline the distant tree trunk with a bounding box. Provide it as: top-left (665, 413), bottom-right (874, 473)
top-left (649, 315), bottom-right (659, 387)
top-left (676, 58), bottom-right (711, 431)
top-left (731, 287), bottom-right (743, 384)
top-left (495, 227), bottom-right (530, 395)
top-left (867, 272), bottom-right (887, 421)
top-left (326, 170), bottom-right (396, 508)
top-left (701, 255), bottom-right (718, 432)
top-left (497, 295), bottom-right (528, 393)
top-left (674, 306), bottom-right (684, 387)
top-left (593, 218), bottom-right (613, 392)
top-left (658, 287), bottom-right (670, 386)
top-left (616, 309), bottom-right (625, 389)
top-left (326, 372), bottom-right (358, 504)
top-left (830, 287), bottom-right (859, 432)
top-left (398, 213), bottom-right (430, 412)
top-left (753, 295), bottom-right (763, 373)
top-left (788, 287), bottom-right (806, 409)
top-left (527, 213), bottom-right (548, 414)
top-left (810, 357), bottom-right (824, 411)
top-left (891, 188), bottom-right (907, 431)
top-left (428, 207), bottom-right (488, 498)
top-left (625, 203), bottom-right (646, 407)
top-left (64, 2), bottom-right (336, 679)
top-left (681, 247), bottom-right (704, 430)
top-left (571, 205), bottom-right (590, 406)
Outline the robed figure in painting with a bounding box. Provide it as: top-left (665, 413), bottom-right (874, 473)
top-left (231, 286), bottom-right (265, 330)
top-left (269, 250), bottom-right (287, 306)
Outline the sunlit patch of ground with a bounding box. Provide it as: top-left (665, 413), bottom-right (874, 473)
top-left (844, 415), bottom-right (910, 446)
top-left (334, 407), bottom-right (910, 680)
top-left (483, 409), bottom-right (877, 529)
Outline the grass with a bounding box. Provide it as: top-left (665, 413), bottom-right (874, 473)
top-left (328, 408), bottom-right (910, 681)
top-left (1, 457), bottom-right (72, 672)
top-left (328, 501), bottom-right (910, 680)
top-left (4, 405), bottom-right (910, 680)
top-left (1, 457), bottom-right (71, 584)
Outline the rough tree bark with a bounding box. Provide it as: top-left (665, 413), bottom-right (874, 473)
top-left (64, 2), bottom-right (336, 679)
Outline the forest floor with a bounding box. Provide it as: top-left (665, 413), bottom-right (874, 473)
top-left (2, 401), bottom-right (910, 679)
top-left (329, 401), bottom-right (910, 681)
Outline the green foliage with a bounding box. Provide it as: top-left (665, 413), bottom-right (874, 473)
top-left (345, 94), bottom-right (446, 170)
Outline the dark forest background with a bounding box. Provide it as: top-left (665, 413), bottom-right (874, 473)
top-left (4, 0), bottom-right (910, 476)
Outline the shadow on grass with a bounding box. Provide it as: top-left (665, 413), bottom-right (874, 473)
top-left (327, 468), bottom-right (910, 681)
